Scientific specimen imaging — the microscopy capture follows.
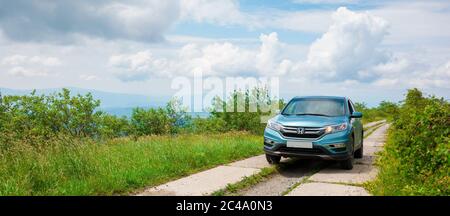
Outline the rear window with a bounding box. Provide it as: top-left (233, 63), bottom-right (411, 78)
top-left (282, 98), bottom-right (345, 117)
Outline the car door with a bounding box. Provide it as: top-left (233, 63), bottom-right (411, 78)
top-left (348, 100), bottom-right (363, 148)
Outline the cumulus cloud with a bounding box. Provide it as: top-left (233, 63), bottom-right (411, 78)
top-left (109, 32), bottom-right (291, 81)
top-left (2, 55), bottom-right (61, 67)
top-left (109, 51), bottom-right (173, 81)
top-left (1, 55), bottom-right (27, 65)
top-left (8, 67), bottom-right (48, 77)
top-left (0, 0), bottom-right (179, 42)
top-left (410, 60), bottom-right (450, 89)
top-left (294, 7), bottom-right (400, 82)
top-left (107, 6), bottom-right (448, 91)
top-left (1, 54), bottom-right (61, 77)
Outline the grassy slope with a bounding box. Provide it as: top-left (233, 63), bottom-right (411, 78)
top-left (0, 132), bottom-right (262, 195)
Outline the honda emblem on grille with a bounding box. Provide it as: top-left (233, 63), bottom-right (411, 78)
top-left (297, 127), bottom-right (305, 135)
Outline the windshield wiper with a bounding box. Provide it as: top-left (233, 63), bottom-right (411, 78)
top-left (294, 113), bottom-right (331, 117)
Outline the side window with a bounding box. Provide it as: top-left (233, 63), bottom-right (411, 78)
top-left (348, 100), bottom-right (354, 114)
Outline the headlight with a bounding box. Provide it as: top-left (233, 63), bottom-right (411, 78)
top-left (324, 122), bottom-right (348, 134)
top-left (267, 119), bottom-right (282, 131)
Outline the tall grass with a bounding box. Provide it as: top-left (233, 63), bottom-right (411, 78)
top-left (0, 132), bottom-right (262, 195)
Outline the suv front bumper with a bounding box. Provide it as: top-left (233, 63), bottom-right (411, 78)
top-left (263, 127), bottom-right (353, 160)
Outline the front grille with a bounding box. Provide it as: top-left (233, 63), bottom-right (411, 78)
top-left (280, 125), bottom-right (324, 139)
top-left (277, 147), bottom-right (324, 154)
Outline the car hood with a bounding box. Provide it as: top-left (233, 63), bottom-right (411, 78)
top-left (272, 114), bottom-right (347, 128)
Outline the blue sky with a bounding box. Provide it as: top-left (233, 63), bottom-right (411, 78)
top-left (0, 0), bottom-right (449, 107)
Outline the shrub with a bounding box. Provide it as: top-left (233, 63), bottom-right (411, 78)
top-left (370, 88), bottom-right (449, 195)
top-left (97, 113), bottom-right (130, 138)
top-left (130, 107), bottom-right (171, 136)
top-left (0, 89), bottom-right (103, 149)
top-left (209, 87), bottom-right (284, 134)
top-left (354, 101), bottom-right (399, 123)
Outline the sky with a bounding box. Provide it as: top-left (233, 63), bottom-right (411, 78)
top-left (0, 0), bottom-right (449, 107)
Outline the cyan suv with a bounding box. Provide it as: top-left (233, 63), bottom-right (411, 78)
top-left (264, 96), bottom-right (363, 170)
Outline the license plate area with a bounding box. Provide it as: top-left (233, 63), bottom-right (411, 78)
top-left (286, 141), bottom-right (313, 149)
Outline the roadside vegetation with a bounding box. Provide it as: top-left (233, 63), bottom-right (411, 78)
top-left (368, 89), bottom-right (449, 195)
top-left (0, 87), bottom-right (447, 195)
top-left (0, 88), bottom-right (277, 195)
top-left (354, 101), bottom-right (399, 124)
top-left (0, 132), bottom-right (261, 195)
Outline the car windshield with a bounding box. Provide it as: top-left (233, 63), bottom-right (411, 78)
top-left (282, 98), bottom-right (345, 117)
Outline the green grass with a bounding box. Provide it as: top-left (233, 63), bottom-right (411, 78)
top-left (0, 132), bottom-right (263, 195)
top-left (211, 167), bottom-right (276, 196)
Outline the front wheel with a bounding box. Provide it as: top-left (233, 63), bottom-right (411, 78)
top-left (354, 133), bottom-right (364, 159)
top-left (340, 157), bottom-right (354, 170)
top-left (265, 154), bottom-right (281, 164)
top-left (341, 135), bottom-right (355, 170)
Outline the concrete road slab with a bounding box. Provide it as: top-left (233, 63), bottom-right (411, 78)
top-left (363, 120), bottom-right (386, 129)
top-left (309, 164), bottom-right (378, 184)
top-left (138, 165), bottom-right (259, 196)
top-left (365, 146), bottom-right (383, 156)
top-left (355, 155), bottom-right (375, 165)
top-left (286, 182), bottom-right (370, 196)
top-left (228, 155), bottom-right (272, 169)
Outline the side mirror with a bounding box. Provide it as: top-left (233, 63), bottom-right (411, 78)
top-left (351, 111), bottom-right (363, 118)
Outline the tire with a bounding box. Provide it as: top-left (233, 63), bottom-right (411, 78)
top-left (265, 154), bottom-right (281, 164)
top-left (354, 132), bottom-right (364, 159)
top-left (340, 157), bottom-right (354, 170)
top-left (340, 135), bottom-right (354, 170)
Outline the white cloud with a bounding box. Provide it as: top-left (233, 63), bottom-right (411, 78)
top-left (109, 51), bottom-right (173, 81)
top-left (180, 0), bottom-right (252, 26)
top-left (295, 7), bottom-right (392, 81)
top-left (371, 1), bottom-right (450, 45)
top-left (108, 32), bottom-right (291, 81)
top-left (1, 55), bottom-right (27, 65)
top-left (8, 66), bottom-right (48, 77)
top-left (102, 5), bottom-right (450, 94)
top-left (2, 55), bottom-right (61, 67)
top-left (1, 54), bottom-right (61, 78)
top-left (29, 56), bottom-right (61, 66)
top-left (80, 74), bottom-right (99, 81)
top-left (410, 60), bottom-right (450, 89)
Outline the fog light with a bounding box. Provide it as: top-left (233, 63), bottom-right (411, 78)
top-left (264, 138), bottom-right (275, 145)
top-left (329, 143), bottom-right (346, 148)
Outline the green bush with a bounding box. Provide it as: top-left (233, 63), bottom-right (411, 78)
top-left (369, 88), bottom-right (449, 195)
top-left (208, 88), bottom-right (284, 134)
top-left (130, 107), bottom-right (171, 136)
top-left (0, 89), bottom-right (103, 149)
top-left (97, 114), bottom-right (130, 138)
top-left (354, 101), bottom-right (399, 124)
top-left (0, 89), bottom-right (196, 147)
